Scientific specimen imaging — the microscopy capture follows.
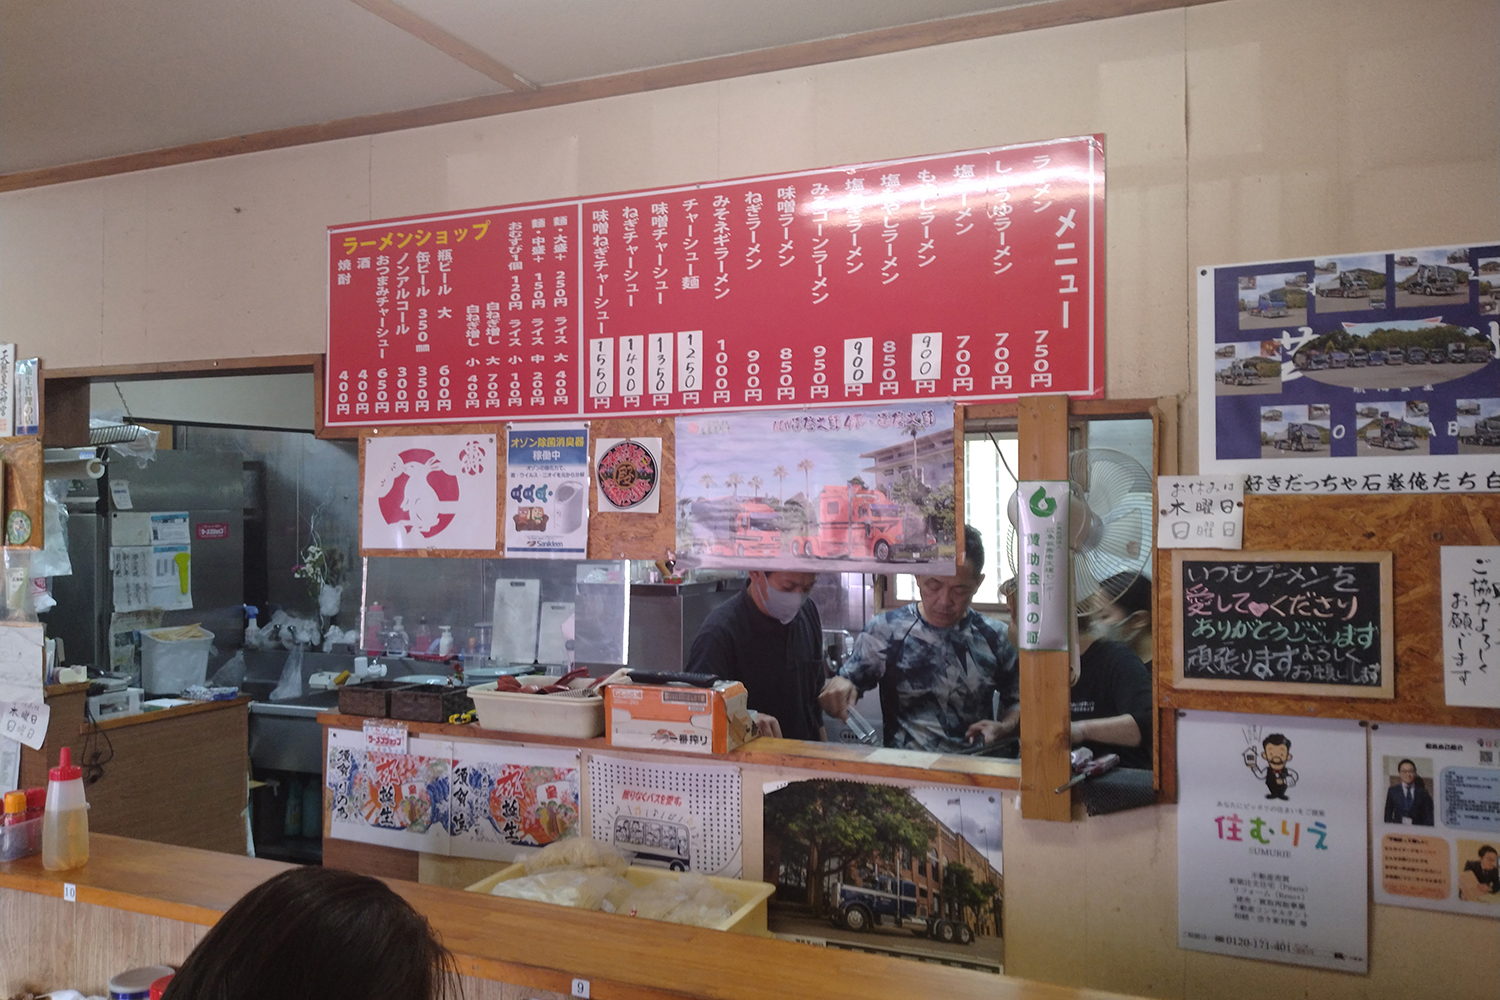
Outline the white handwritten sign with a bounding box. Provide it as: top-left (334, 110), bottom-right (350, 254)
top-left (1440, 546), bottom-right (1500, 707)
top-left (1158, 475), bottom-right (1244, 549)
top-left (362, 718), bottom-right (409, 754)
top-left (0, 624), bottom-right (44, 704)
top-left (0, 701), bottom-right (48, 750)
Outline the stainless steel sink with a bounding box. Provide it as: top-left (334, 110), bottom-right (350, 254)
top-left (248, 689), bottom-right (342, 773)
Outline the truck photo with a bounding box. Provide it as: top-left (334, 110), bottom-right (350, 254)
top-left (1306, 350), bottom-right (1328, 370)
top-left (1252, 292), bottom-right (1288, 317)
top-left (1349, 347), bottom-right (1369, 367)
top-left (1320, 272), bottom-right (1370, 298)
top-left (1407, 346), bottom-right (1427, 364)
top-left (1449, 342), bottom-right (1469, 363)
top-left (1410, 264), bottom-right (1458, 296)
top-left (1468, 346), bottom-right (1492, 364)
top-left (687, 497), bottom-right (783, 558)
top-left (1385, 347), bottom-right (1405, 365)
top-left (1366, 417), bottom-right (1418, 450)
top-left (1459, 416), bottom-right (1500, 447)
top-left (1217, 359), bottom-right (1262, 385)
top-left (1368, 350), bottom-right (1386, 366)
top-left (1273, 423), bottom-right (1323, 452)
top-left (790, 484), bottom-right (935, 563)
top-left (1329, 351), bottom-right (1349, 368)
top-left (830, 875), bottom-right (976, 945)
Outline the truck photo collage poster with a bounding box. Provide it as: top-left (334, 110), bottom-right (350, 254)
top-left (1198, 241), bottom-right (1500, 493)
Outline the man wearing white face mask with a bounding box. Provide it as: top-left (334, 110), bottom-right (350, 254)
top-left (685, 571), bottom-right (825, 741)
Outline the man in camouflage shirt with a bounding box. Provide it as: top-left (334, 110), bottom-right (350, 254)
top-left (819, 526), bottom-right (1019, 753)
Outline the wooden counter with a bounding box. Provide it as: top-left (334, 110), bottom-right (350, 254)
top-left (22, 694), bottom-right (249, 855)
top-left (316, 712), bottom-right (1021, 789)
top-left (0, 834), bottom-right (1141, 1000)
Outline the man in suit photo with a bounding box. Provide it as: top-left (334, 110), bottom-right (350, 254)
top-left (1383, 758), bottom-right (1435, 826)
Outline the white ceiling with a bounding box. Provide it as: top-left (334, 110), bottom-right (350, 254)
top-left (0, 0), bottom-right (1050, 175)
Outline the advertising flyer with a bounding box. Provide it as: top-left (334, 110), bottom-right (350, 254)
top-left (449, 744), bottom-right (581, 863)
top-left (674, 402), bottom-right (955, 573)
top-left (1440, 546), bottom-right (1500, 708)
top-left (325, 729), bottom-right (452, 854)
top-left (504, 425), bottom-right (589, 558)
top-left (1177, 712), bottom-right (1368, 972)
top-left (1370, 723), bottom-right (1500, 917)
top-left (588, 755), bottom-right (741, 877)
top-left (327, 136), bottom-right (1105, 429)
top-left (594, 436), bottom-right (662, 514)
top-left (361, 433), bottom-right (498, 552)
top-left (1197, 240), bottom-right (1500, 493)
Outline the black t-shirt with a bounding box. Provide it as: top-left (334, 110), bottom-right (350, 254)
top-left (1465, 860), bottom-right (1500, 894)
top-left (684, 589), bottom-right (825, 741)
top-left (1070, 639), bottom-right (1154, 770)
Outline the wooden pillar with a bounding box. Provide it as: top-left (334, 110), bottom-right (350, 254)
top-left (1017, 395), bottom-right (1074, 821)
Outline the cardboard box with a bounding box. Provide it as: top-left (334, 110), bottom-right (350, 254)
top-left (604, 680), bottom-right (753, 754)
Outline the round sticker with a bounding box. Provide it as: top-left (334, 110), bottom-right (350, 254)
top-left (5, 510), bottom-right (31, 546)
top-left (596, 441), bottom-right (659, 510)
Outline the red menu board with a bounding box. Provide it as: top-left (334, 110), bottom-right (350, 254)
top-left (327, 135), bottom-right (1104, 427)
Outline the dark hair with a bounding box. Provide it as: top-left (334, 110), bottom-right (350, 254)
top-left (1262, 733), bottom-right (1291, 751)
top-left (1480, 845), bottom-right (1498, 859)
top-left (1101, 572), bottom-right (1151, 617)
top-left (162, 867), bottom-right (457, 1000)
top-left (962, 525), bottom-right (985, 576)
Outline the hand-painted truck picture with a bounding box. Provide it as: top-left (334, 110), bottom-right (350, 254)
top-left (674, 403), bottom-right (957, 573)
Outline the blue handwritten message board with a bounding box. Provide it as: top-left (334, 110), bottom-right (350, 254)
top-left (1171, 550), bottom-right (1395, 699)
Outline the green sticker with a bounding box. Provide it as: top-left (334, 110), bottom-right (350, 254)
top-left (6, 510), bottom-right (31, 546)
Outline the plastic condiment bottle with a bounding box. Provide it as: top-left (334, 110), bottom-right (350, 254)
top-left (3, 791), bottom-right (26, 827)
top-left (24, 786), bottom-right (45, 820)
top-left (437, 625), bottom-right (453, 657)
top-left (41, 747), bottom-right (89, 871)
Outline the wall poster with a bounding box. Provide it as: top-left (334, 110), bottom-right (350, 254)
top-left (1369, 723), bottom-right (1500, 917)
top-left (674, 402), bottom-right (955, 573)
top-left (1197, 241), bottom-right (1500, 493)
top-left (360, 432), bottom-right (498, 552)
top-left (587, 754), bottom-right (741, 877)
top-left (326, 136), bottom-right (1104, 428)
top-left (594, 436), bottom-right (662, 514)
top-left (504, 424), bottom-right (589, 558)
top-left (449, 743), bottom-right (581, 862)
top-left (1178, 711), bottom-right (1368, 973)
top-left (326, 729), bottom-right (453, 854)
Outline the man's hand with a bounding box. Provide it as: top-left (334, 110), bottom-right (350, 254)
top-left (965, 719), bottom-right (1010, 746)
top-left (818, 676), bottom-right (860, 720)
top-left (753, 713), bottom-right (783, 739)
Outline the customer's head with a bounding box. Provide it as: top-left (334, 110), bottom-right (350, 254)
top-left (916, 526), bottom-right (985, 629)
top-left (1084, 572), bottom-right (1152, 645)
top-left (163, 866), bottom-right (456, 1000)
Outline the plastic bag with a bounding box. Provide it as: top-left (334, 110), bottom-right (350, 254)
top-left (521, 836), bottom-right (629, 875)
top-left (208, 649), bottom-right (247, 689)
top-left (488, 869), bottom-right (625, 910)
top-left (269, 645), bottom-right (305, 701)
top-left (31, 481), bottom-right (72, 579)
top-left (615, 872), bottom-right (735, 927)
top-left (2, 549), bottom-right (34, 622)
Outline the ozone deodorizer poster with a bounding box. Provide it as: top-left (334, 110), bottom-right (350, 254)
top-left (505, 424), bottom-right (589, 558)
top-left (1198, 241), bottom-right (1500, 493)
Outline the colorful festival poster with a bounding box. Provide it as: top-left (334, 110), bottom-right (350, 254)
top-left (361, 433), bottom-right (497, 552)
top-left (505, 424), bottom-right (590, 558)
top-left (1177, 711), bottom-right (1367, 972)
top-left (326, 729), bottom-right (452, 853)
top-left (1197, 241), bottom-right (1500, 493)
top-left (449, 744), bottom-right (581, 862)
top-left (1369, 723), bottom-right (1500, 917)
top-left (673, 402), bottom-right (956, 573)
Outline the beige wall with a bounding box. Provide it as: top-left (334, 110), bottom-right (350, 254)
top-left (3, 0), bottom-right (1498, 997)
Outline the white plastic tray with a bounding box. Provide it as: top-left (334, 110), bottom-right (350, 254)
top-left (467, 681), bottom-right (604, 738)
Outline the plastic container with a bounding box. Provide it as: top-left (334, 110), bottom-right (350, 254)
top-left (108, 965), bottom-right (175, 1000)
top-left (437, 625), bottom-right (453, 657)
top-left (0, 790), bottom-right (39, 861)
top-left (363, 602), bottom-right (385, 655)
top-left (465, 863), bottom-right (774, 935)
top-left (381, 616), bottom-right (410, 657)
top-left (42, 747), bottom-right (89, 871)
top-left (140, 626), bottom-right (215, 696)
top-left (468, 681), bottom-right (605, 737)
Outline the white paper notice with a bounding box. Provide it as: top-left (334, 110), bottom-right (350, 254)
top-left (109, 480), bottom-right (133, 510)
top-left (1178, 711), bottom-right (1368, 973)
top-left (151, 545), bottom-right (192, 611)
top-left (111, 546), bottom-right (153, 611)
top-left (362, 433), bottom-right (499, 552)
top-left (111, 512), bottom-right (152, 547)
top-left (1369, 723), bottom-right (1500, 918)
top-left (594, 438), bottom-right (661, 514)
top-left (1440, 546), bottom-right (1500, 707)
top-left (363, 718), bottom-right (409, 754)
top-left (149, 511), bottom-right (191, 545)
top-left (0, 700), bottom-right (49, 750)
top-left (0, 624), bottom-right (45, 703)
top-left (1157, 475), bottom-right (1244, 549)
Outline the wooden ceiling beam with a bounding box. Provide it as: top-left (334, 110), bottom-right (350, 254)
top-left (347, 0), bottom-right (537, 93)
top-left (0, 0), bottom-right (1224, 193)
